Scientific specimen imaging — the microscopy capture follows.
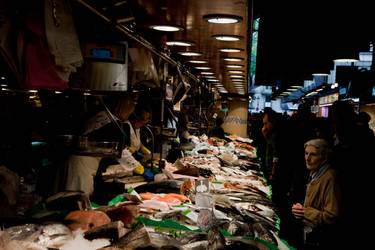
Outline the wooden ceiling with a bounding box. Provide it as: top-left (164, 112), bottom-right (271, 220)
top-left (132, 0), bottom-right (250, 94)
top-left (77, 0), bottom-right (251, 95)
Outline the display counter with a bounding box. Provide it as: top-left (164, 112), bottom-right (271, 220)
top-left (0, 134), bottom-right (295, 250)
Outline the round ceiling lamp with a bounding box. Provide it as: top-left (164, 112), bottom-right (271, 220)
top-left (195, 66), bottom-right (211, 70)
top-left (228, 70), bottom-right (245, 73)
top-left (212, 35), bottom-right (243, 41)
top-left (189, 60), bottom-right (208, 64)
top-left (224, 57), bottom-right (244, 62)
top-left (150, 25), bottom-right (183, 32)
top-left (166, 40), bottom-right (195, 46)
top-left (203, 14), bottom-right (243, 24)
top-left (219, 48), bottom-right (243, 53)
top-left (230, 75), bottom-right (245, 78)
top-left (226, 64), bottom-right (243, 68)
top-left (178, 51), bottom-right (202, 56)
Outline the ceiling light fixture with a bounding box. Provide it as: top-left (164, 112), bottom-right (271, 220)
top-left (212, 35), bottom-right (243, 41)
top-left (228, 70), bottom-right (245, 73)
top-left (312, 73), bottom-right (329, 76)
top-left (226, 64), bottom-right (243, 68)
top-left (189, 60), bottom-right (208, 64)
top-left (224, 57), bottom-right (244, 62)
top-left (333, 58), bottom-right (359, 63)
top-left (166, 41), bottom-right (194, 46)
top-left (201, 72), bottom-right (214, 75)
top-left (230, 75), bottom-right (244, 78)
top-left (178, 51), bottom-right (202, 56)
top-left (203, 14), bottom-right (243, 24)
top-left (207, 79), bottom-right (219, 82)
top-left (150, 25), bottom-right (183, 32)
top-left (219, 48), bottom-right (243, 53)
top-left (195, 66), bottom-right (211, 70)
top-left (203, 75), bottom-right (216, 78)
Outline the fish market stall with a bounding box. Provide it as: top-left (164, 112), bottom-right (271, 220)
top-left (0, 134), bottom-right (295, 250)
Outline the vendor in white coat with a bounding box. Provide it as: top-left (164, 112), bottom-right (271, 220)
top-left (122, 103), bottom-right (153, 175)
top-left (64, 95), bottom-right (153, 195)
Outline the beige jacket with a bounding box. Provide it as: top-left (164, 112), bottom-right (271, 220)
top-left (303, 168), bottom-right (341, 227)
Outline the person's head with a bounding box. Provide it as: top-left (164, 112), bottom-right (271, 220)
top-left (330, 101), bottom-right (357, 133)
top-left (113, 94), bottom-right (136, 121)
top-left (129, 104), bottom-right (152, 129)
top-left (297, 101), bottom-right (312, 119)
top-left (262, 108), bottom-right (278, 135)
top-left (357, 112), bottom-right (371, 126)
top-left (304, 139), bottom-right (331, 173)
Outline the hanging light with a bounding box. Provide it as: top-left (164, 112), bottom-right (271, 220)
top-left (150, 25), bottom-right (183, 32)
top-left (212, 35), bottom-right (243, 41)
top-left (203, 14), bottom-right (243, 24)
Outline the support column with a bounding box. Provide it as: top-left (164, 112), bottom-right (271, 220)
top-left (222, 99), bottom-right (249, 138)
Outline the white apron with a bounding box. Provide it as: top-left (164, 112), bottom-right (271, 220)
top-left (125, 121), bottom-right (141, 151)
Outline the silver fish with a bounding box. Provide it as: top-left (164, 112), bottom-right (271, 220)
top-left (252, 222), bottom-right (278, 246)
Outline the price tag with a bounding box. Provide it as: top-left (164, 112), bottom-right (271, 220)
top-left (182, 209), bottom-right (199, 223)
top-left (195, 179), bottom-right (210, 193)
top-left (197, 208), bottom-right (213, 232)
top-left (195, 193), bottom-right (214, 208)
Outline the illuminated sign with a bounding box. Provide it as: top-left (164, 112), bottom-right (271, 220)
top-left (319, 93), bottom-right (339, 105)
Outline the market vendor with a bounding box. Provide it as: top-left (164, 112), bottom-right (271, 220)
top-left (64, 94), bottom-right (135, 195)
top-left (64, 95), bottom-right (153, 195)
top-left (291, 138), bottom-right (341, 249)
top-left (122, 103), bottom-right (153, 178)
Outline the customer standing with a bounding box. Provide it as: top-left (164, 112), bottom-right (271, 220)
top-left (292, 139), bottom-right (341, 249)
top-left (261, 108), bottom-right (281, 182)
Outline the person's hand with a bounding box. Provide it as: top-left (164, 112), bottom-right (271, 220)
top-left (292, 203), bottom-right (305, 219)
top-left (143, 169), bottom-right (154, 181)
top-left (132, 151), bottom-right (144, 161)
